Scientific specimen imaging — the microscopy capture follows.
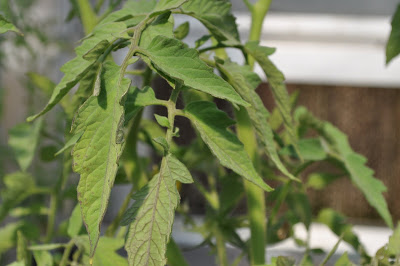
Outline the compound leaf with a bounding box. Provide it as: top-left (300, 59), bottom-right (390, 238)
top-left (138, 35), bottom-right (247, 106)
top-left (184, 101), bottom-right (272, 191)
top-left (27, 22), bottom-right (127, 121)
top-left (386, 4), bottom-right (400, 64)
top-left (71, 61), bottom-right (131, 256)
top-left (124, 157), bottom-right (180, 266)
top-left (216, 59), bottom-right (297, 180)
top-left (179, 0), bottom-right (240, 45)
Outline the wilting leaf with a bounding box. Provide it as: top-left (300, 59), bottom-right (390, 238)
top-left (184, 101), bottom-right (272, 191)
top-left (180, 0), bottom-right (240, 45)
top-left (138, 35), bottom-right (248, 106)
top-left (297, 107), bottom-right (393, 228)
top-left (216, 59), bottom-right (296, 180)
top-left (27, 22), bottom-right (127, 121)
top-left (124, 156), bottom-right (181, 266)
top-left (245, 41), bottom-right (298, 154)
top-left (71, 61), bottom-right (131, 256)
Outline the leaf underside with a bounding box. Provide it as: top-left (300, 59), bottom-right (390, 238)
top-left (217, 59), bottom-right (297, 181)
top-left (124, 155), bottom-right (189, 266)
top-left (71, 61), bottom-right (131, 256)
top-left (184, 101), bottom-right (273, 192)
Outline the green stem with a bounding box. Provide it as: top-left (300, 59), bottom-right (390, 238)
top-left (76, 0), bottom-right (98, 34)
top-left (248, 0), bottom-right (273, 68)
top-left (215, 227), bottom-right (228, 266)
top-left (235, 108), bottom-right (266, 265)
top-left (59, 239), bottom-right (75, 266)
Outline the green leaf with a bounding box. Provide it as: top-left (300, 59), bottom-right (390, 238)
top-left (286, 192), bottom-right (312, 229)
top-left (297, 107), bottom-right (393, 228)
top-left (174, 22), bottom-right (189, 40)
top-left (216, 59), bottom-right (297, 180)
top-left (183, 101), bottom-right (273, 191)
top-left (317, 208), bottom-right (366, 255)
top-left (54, 132), bottom-right (83, 156)
top-left (334, 252), bottom-right (355, 266)
top-left (124, 86), bottom-right (162, 125)
top-left (153, 0), bottom-right (188, 15)
top-left (16, 231), bottom-right (31, 265)
top-left (153, 136), bottom-right (170, 153)
top-left (0, 222), bottom-right (22, 255)
top-left (386, 4), bottom-right (400, 64)
top-left (244, 42), bottom-right (298, 154)
top-left (67, 204), bottom-right (83, 237)
top-left (388, 223), bottom-right (400, 256)
top-left (27, 72), bottom-right (55, 98)
top-left (306, 173), bottom-right (342, 190)
top-left (266, 256), bottom-right (296, 266)
top-left (280, 138), bottom-right (327, 161)
top-left (138, 35), bottom-right (247, 106)
top-left (164, 153), bottom-right (193, 184)
top-left (0, 14), bottom-right (22, 35)
top-left (124, 157), bottom-right (180, 266)
top-left (0, 172), bottom-right (37, 221)
top-left (8, 119), bottom-right (43, 171)
top-left (67, 62), bottom-right (103, 118)
top-left (180, 0), bottom-right (240, 45)
top-left (154, 114), bottom-right (171, 129)
top-left (27, 22), bottom-right (127, 121)
top-left (32, 250), bottom-right (53, 266)
top-left (139, 12), bottom-right (174, 48)
top-left (76, 236), bottom-right (127, 266)
top-left (39, 145), bottom-right (58, 162)
top-left (99, 0), bottom-right (156, 26)
top-left (71, 61), bottom-right (131, 256)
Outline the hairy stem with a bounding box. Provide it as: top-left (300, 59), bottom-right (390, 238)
top-left (248, 0), bottom-right (273, 68)
top-left (235, 108), bottom-right (266, 264)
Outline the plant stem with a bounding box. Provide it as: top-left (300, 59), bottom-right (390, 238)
top-left (215, 227), bottom-right (228, 266)
top-left (76, 0), bottom-right (98, 34)
top-left (235, 108), bottom-right (266, 265)
top-left (59, 239), bottom-right (75, 266)
top-left (248, 0), bottom-right (273, 68)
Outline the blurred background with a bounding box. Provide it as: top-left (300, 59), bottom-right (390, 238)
top-left (1, 0), bottom-right (400, 231)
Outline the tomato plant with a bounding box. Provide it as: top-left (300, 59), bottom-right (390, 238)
top-left (1, 0), bottom-right (399, 265)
